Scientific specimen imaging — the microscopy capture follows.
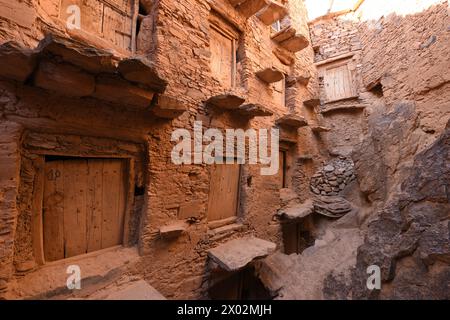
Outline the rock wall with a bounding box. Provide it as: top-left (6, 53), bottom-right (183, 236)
top-left (352, 118), bottom-right (450, 299)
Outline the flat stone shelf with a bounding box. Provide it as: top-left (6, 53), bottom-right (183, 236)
top-left (151, 95), bottom-right (187, 119)
top-left (304, 98), bottom-right (321, 108)
top-left (279, 135), bottom-right (297, 144)
top-left (311, 126), bottom-right (331, 133)
top-left (286, 73), bottom-right (311, 86)
top-left (207, 237), bottom-right (276, 272)
top-left (256, 67), bottom-right (284, 83)
top-left (276, 114), bottom-right (308, 128)
top-left (279, 34), bottom-right (309, 53)
top-left (321, 104), bottom-right (366, 115)
top-left (119, 57), bottom-right (167, 94)
top-left (277, 199), bottom-right (314, 220)
top-left (206, 93), bottom-right (246, 110)
top-left (238, 103), bottom-right (273, 118)
top-left (235, 0), bottom-right (269, 18)
top-left (271, 26), bottom-right (296, 43)
top-left (256, 0), bottom-right (288, 25)
top-left (159, 221), bottom-right (187, 239)
top-left (273, 47), bottom-right (295, 66)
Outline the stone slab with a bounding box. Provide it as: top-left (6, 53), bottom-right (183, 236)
top-left (208, 237), bottom-right (276, 271)
top-left (103, 280), bottom-right (166, 300)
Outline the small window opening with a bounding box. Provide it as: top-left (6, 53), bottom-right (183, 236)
top-left (369, 82), bottom-right (384, 97)
top-left (134, 185), bottom-right (145, 196)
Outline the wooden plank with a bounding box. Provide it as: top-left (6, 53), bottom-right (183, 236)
top-left (86, 159), bottom-right (104, 253)
top-left (43, 160), bottom-right (65, 262)
top-left (207, 164), bottom-right (240, 221)
top-left (102, 5), bottom-right (133, 51)
top-left (210, 27), bottom-right (234, 88)
top-left (101, 159), bottom-right (125, 248)
top-left (63, 159), bottom-right (88, 258)
top-left (122, 159), bottom-right (134, 245)
top-left (31, 157), bottom-right (45, 265)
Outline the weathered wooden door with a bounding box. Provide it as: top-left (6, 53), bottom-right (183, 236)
top-left (210, 26), bottom-right (235, 88)
top-left (207, 163), bottom-right (240, 221)
top-left (43, 158), bottom-right (126, 262)
top-left (323, 62), bottom-right (356, 102)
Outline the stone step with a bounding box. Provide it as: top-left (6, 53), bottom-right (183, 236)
top-left (238, 103), bottom-right (274, 118)
top-left (150, 95), bottom-right (187, 119)
top-left (256, 67), bottom-right (284, 83)
top-left (276, 114), bottom-right (308, 128)
top-left (206, 93), bottom-right (246, 110)
top-left (256, 0), bottom-right (288, 25)
top-left (237, 0), bottom-right (269, 18)
top-left (279, 34), bottom-right (309, 52)
top-left (271, 26), bottom-right (296, 43)
top-left (89, 279), bottom-right (166, 300)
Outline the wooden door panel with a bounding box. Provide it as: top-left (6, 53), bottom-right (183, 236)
top-left (62, 159), bottom-right (88, 258)
top-left (86, 159), bottom-right (103, 253)
top-left (43, 158), bottom-right (126, 262)
top-left (101, 159), bottom-right (126, 248)
top-left (210, 27), bottom-right (234, 88)
top-left (43, 161), bottom-right (65, 262)
top-left (208, 164), bottom-right (240, 221)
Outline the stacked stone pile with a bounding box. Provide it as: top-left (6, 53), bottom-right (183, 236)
top-left (310, 157), bottom-right (356, 196)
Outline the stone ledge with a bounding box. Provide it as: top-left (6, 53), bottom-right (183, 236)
top-left (279, 34), bottom-right (309, 53)
top-left (321, 104), bottom-right (366, 115)
top-left (205, 93), bottom-right (246, 110)
top-left (207, 237), bottom-right (276, 272)
top-left (236, 0), bottom-right (269, 18)
top-left (150, 95), bottom-right (188, 119)
top-left (276, 114), bottom-right (308, 128)
top-left (257, 1), bottom-right (288, 25)
top-left (311, 126), bottom-right (331, 133)
top-left (256, 67), bottom-right (284, 83)
top-left (304, 98), bottom-right (321, 108)
top-left (277, 199), bottom-right (314, 220)
top-left (238, 103), bottom-right (274, 118)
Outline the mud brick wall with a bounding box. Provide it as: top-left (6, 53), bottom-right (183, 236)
top-left (135, 0), bottom-right (316, 299)
top-left (0, 0), bottom-right (316, 299)
top-left (358, 1), bottom-right (450, 135)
